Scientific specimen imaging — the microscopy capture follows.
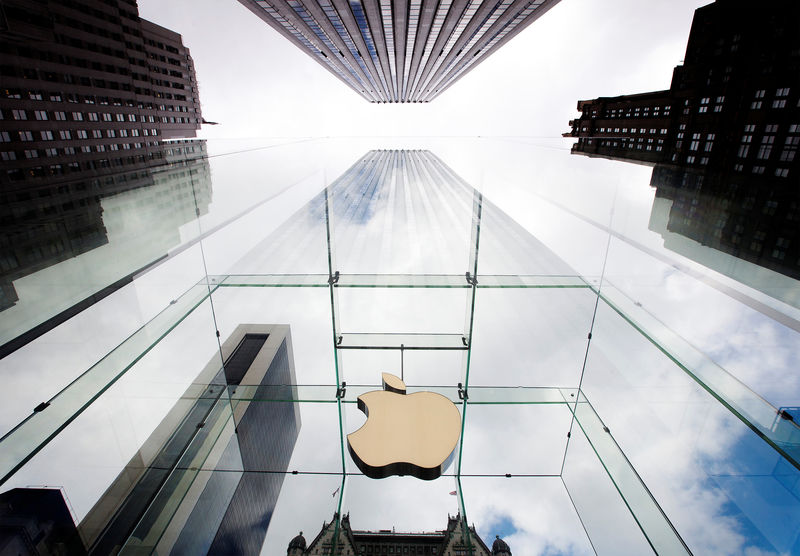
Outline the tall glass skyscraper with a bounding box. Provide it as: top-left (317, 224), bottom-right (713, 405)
top-left (237, 0), bottom-right (560, 102)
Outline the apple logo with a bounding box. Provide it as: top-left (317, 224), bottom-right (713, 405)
top-left (347, 373), bottom-right (462, 480)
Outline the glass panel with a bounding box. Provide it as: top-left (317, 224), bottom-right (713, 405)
top-left (0, 142), bottom-right (213, 350)
top-left (0, 284), bottom-right (216, 485)
top-left (469, 288), bottom-right (597, 387)
top-left (460, 476), bottom-right (595, 555)
top-left (599, 283), bottom-right (800, 464)
top-left (583, 299), bottom-right (800, 554)
top-left (336, 288), bottom-right (470, 336)
top-left (562, 425), bottom-right (655, 555)
top-left (460, 403), bottom-right (572, 476)
top-left (571, 393), bottom-right (690, 555)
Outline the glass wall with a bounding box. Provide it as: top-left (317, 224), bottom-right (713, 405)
top-left (0, 138), bottom-right (797, 555)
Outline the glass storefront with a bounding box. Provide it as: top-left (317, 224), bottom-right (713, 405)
top-left (0, 138), bottom-right (798, 555)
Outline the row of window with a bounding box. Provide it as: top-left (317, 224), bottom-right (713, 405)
top-left (5, 153), bottom-right (172, 180)
top-left (0, 128), bottom-right (160, 143)
top-left (587, 138), bottom-right (665, 153)
top-left (0, 108), bottom-right (195, 125)
top-left (356, 545), bottom-right (437, 554)
top-left (731, 163), bottom-right (791, 178)
top-left (0, 64), bottom-right (192, 100)
top-left (591, 104), bottom-right (672, 119)
top-left (697, 96), bottom-right (724, 114)
top-left (751, 87), bottom-right (794, 110)
top-left (2, 140), bottom-right (159, 160)
top-left (1, 88), bottom-right (198, 112)
top-left (594, 127), bottom-right (668, 135)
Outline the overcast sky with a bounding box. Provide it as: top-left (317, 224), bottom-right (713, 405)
top-left (137, 0), bottom-right (709, 139)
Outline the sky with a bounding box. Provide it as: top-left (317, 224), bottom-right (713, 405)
top-left (136, 0), bottom-right (709, 139)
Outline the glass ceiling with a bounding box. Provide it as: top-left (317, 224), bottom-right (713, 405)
top-left (0, 138), bottom-right (798, 555)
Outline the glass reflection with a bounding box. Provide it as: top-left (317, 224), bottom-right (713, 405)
top-left (0, 140), bottom-right (212, 353)
top-left (0, 129), bottom-right (798, 556)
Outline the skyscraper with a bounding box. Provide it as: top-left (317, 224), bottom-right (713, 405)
top-left (0, 0), bottom-right (203, 188)
top-left (237, 0), bottom-right (560, 102)
top-left (80, 324), bottom-right (301, 555)
top-left (0, 0), bottom-right (210, 354)
top-left (564, 0), bottom-right (800, 282)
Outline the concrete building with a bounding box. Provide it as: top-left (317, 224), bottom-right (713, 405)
top-left (238, 0), bottom-right (560, 102)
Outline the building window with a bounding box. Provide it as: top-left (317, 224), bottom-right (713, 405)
top-left (773, 100), bottom-right (787, 109)
top-left (12, 109), bottom-right (27, 120)
top-left (19, 131), bottom-right (34, 141)
top-left (755, 89), bottom-right (766, 98)
top-left (775, 168), bottom-right (789, 177)
top-left (34, 110), bottom-right (48, 120)
top-left (751, 101), bottom-right (762, 110)
top-left (776, 87), bottom-right (790, 97)
top-left (40, 131), bottom-right (53, 141)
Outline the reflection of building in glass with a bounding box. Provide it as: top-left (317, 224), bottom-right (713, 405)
top-left (565, 0), bottom-right (799, 281)
top-left (238, 0), bottom-right (559, 103)
top-left (286, 513), bottom-right (497, 555)
top-left (0, 140), bottom-right (212, 356)
top-left (80, 324), bottom-right (301, 555)
top-left (0, 488), bottom-right (84, 555)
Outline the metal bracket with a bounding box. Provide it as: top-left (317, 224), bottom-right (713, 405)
top-left (465, 271), bottom-right (478, 286)
top-left (457, 382), bottom-right (468, 400)
top-left (779, 409), bottom-right (795, 421)
top-left (33, 402), bottom-right (49, 413)
top-left (461, 336), bottom-right (469, 347)
top-left (336, 382), bottom-right (347, 399)
top-left (328, 271), bottom-right (340, 285)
